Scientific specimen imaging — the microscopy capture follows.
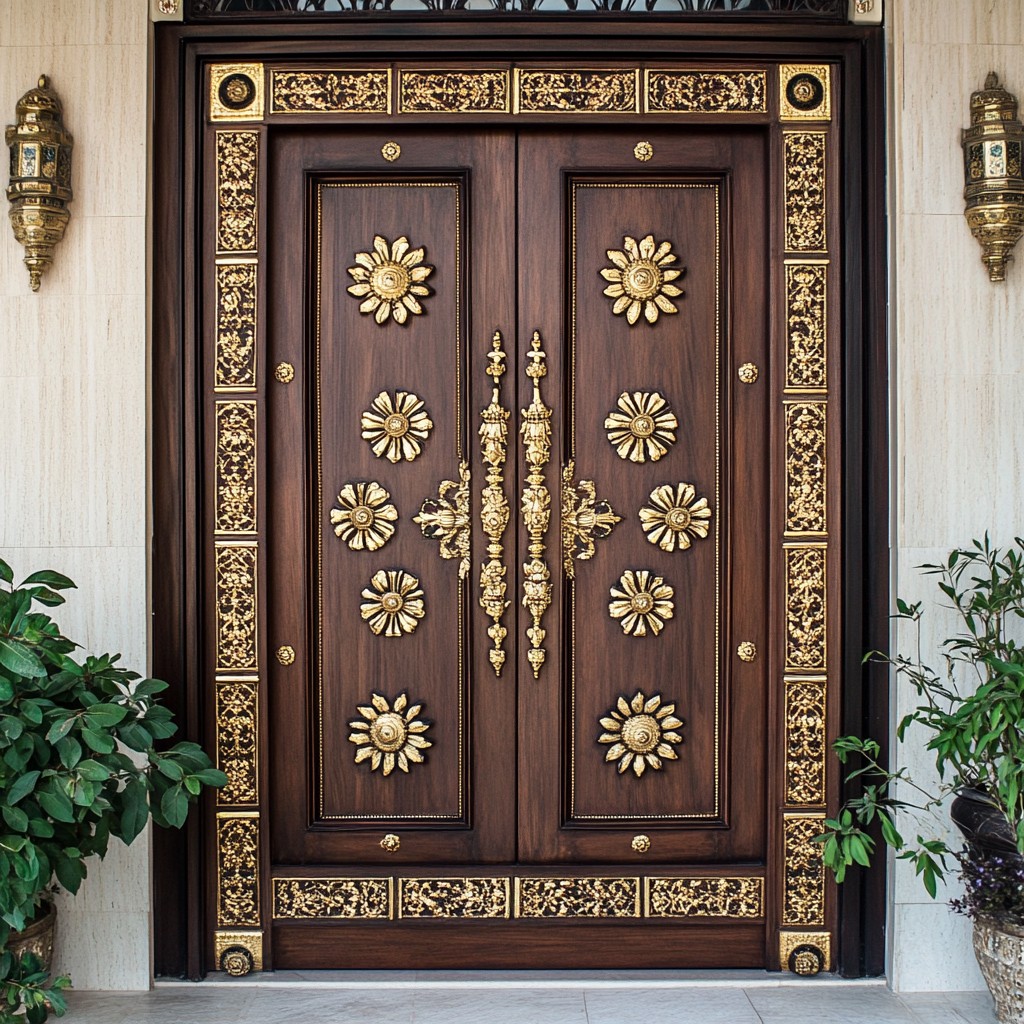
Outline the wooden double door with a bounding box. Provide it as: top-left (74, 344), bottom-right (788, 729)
top-left (262, 123), bottom-right (771, 967)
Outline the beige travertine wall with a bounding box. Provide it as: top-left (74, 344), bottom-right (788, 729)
top-left (0, 0), bottom-right (151, 992)
top-left (889, 0), bottom-right (1024, 993)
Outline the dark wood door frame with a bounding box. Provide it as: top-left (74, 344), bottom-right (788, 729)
top-left (152, 19), bottom-right (888, 979)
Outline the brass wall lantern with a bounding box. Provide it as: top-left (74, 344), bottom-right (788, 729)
top-left (962, 72), bottom-right (1024, 282)
top-left (5, 76), bottom-right (73, 292)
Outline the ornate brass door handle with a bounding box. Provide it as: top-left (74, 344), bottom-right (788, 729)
top-left (561, 462), bottom-right (621, 577)
top-left (520, 331), bottom-right (553, 678)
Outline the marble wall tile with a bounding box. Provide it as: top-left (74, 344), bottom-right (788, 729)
top-left (890, 902), bottom-right (984, 993)
top-left (896, 0), bottom-right (1024, 47)
top-left (51, 908), bottom-right (150, 992)
top-left (6, 0), bottom-right (147, 48)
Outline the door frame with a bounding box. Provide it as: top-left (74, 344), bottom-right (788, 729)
top-left (151, 17), bottom-right (888, 979)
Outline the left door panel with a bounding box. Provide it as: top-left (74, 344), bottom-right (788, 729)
top-left (267, 130), bottom-right (516, 869)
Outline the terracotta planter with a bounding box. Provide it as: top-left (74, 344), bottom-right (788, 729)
top-left (974, 917), bottom-right (1024, 1024)
top-left (5, 903), bottom-right (56, 970)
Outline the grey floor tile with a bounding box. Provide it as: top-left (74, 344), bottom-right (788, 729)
top-left (409, 989), bottom-right (588, 1024)
top-left (585, 986), bottom-right (761, 1024)
top-left (943, 990), bottom-right (1000, 1024)
top-left (898, 993), bottom-right (978, 1024)
top-left (745, 985), bottom-right (921, 1024)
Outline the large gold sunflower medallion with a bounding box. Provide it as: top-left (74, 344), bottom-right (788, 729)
top-left (330, 481), bottom-right (398, 552)
top-left (604, 391), bottom-right (678, 463)
top-left (348, 691), bottom-right (432, 776)
top-left (601, 234), bottom-right (685, 325)
top-left (639, 483), bottom-right (713, 553)
top-left (361, 390), bottom-right (433, 464)
top-left (598, 690), bottom-right (685, 777)
top-left (346, 235), bottom-right (433, 326)
top-left (360, 569), bottom-right (426, 637)
top-left (609, 569), bottom-right (675, 637)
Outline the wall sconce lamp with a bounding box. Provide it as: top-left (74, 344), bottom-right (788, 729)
top-left (5, 76), bottom-right (73, 292)
top-left (962, 72), bottom-right (1024, 283)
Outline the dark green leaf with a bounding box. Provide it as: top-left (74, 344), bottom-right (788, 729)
top-left (0, 640), bottom-right (45, 680)
top-left (20, 570), bottom-right (75, 591)
top-left (6, 771), bottom-right (39, 806)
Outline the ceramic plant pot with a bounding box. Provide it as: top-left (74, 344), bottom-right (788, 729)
top-left (973, 916), bottom-right (1024, 1024)
top-left (5, 902), bottom-right (56, 969)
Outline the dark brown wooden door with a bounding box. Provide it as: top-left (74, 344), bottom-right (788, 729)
top-left (266, 124), bottom-right (770, 967)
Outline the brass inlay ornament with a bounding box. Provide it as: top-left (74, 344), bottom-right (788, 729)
top-left (216, 813), bottom-right (260, 928)
top-left (601, 235), bottom-right (685, 325)
top-left (331, 481), bottom-right (399, 552)
top-left (780, 932), bottom-right (831, 975)
top-left (215, 677), bottom-right (258, 806)
top-left (737, 362), bottom-right (759, 385)
top-left (400, 878), bottom-right (510, 919)
top-left (347, 235), bottom-right (433, 325)
top-left (349, 691), bottom-right (432, 776)
top-left (216, 131), bottom-right (258, 253)
top-left (648, 877), bottom-right (764, 918)
top-left (381, 833), bottom-right (401, 853)
top-left (785, 402), bottom-right (827, 534)
top-left (215, 402), bottom-right (257, 534)
top-left (785, 676), bottom-right (826, 805)
top-left (736, 641), bottom-right (757, 663)
top-left (215, 264), bottom-right (257, 390)
top-left (605, 391), bottom-right (677, 463)
top-left (414, 463), bottom-right (471, 579)
top-left (784, 131), bottom-right (827, 252)
top-left (210, 63), bottom-right (265, 122)
top-left (609, 570), bottom-right (675, 638)
top-left (270, 70), bottom-right (391, 114)
top-left (479, 332), bottom-right (511, 676)
top-left (786, 263), bottom-right (827, 390)
top-left (520, 331), bottom-right (553, 678)
top-left (381, 141), bottom-right (401, 162)
top-left (274, 361), bottom-right (294, 384)
top-left (516, 877), bottom-right (641, 917)
top-left (779, 65), bottom-right (831, 122)
top-left (633, 141), bottom-right (653, 162)
top-left (214, 931), bottom-right (262, 976)
top-left (783, 813), bottom-right (826, 927)
top-left (639, 483), bottom-right (712, 553)
top-left (646, 70), bottom-right (767, 114)
top-left (360, 569), bottom-right (425, 638)
top-left (598, 690), bottom-right (684, 777)
top-left (273, 878), bottom-right (392, 920)
top-left (399, 71), bottom-right (510, 114)
top-left (561, 462), bottom-right (621, 577)
top-left (361, 390), bottom-right (434, 463)
top-left (5, 75), bottom-right (73, 292)
top-left (631, 834), bottom-right (651, 854)
top-left (275, 645), bottom-right (295, 666)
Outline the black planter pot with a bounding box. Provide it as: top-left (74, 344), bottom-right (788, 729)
top-left (951, 787), bottom-right (1020, 857)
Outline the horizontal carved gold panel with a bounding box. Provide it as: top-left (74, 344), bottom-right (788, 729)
top-left (515, 877), bottom-right (641, 918)
top-left (399, 878), bottom-right (511, 919)
top-left (647, 877), bottom-right (764, 918)
top-left (399, 70), bottom-right (510, 113)
top-left (515, 69), bottom-right (639, 114)
top-left (270, 69), bottom-right (391, 114)
top-left (273, 878), bottom-right (393, 920)
top-left (645, 70), bottom-right (766, 113)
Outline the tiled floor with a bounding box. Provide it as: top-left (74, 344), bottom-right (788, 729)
top-left (60, 973), bottom-right (1000, 1024)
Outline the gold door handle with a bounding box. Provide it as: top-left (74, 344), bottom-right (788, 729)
top-left (561, 462), bottom-right (620, 577)
top-left (520, 331), bottom-right (553, 679)
top-left (478, 331), bottom-right (511, 676)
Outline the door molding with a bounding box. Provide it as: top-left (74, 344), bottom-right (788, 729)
top-left (152, 20), bottom-right (887, 979)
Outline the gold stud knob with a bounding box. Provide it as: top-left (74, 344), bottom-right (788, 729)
top-left (631, 834), bottom-right (651, 854)
top-left (381, 833), bottom-right (401, 853)
top-left (634, 141), bottom-right (654, 162)
top-left (737, 362), bottom-right (759, 384)
top-left (275, 645), bottom-right (295, 665)
top-left (274, 362), bottom-right (295, 384)
top-left (737, 641), bottom-right (757, 663)
top-left (381, 141), bottom-right (401, 162)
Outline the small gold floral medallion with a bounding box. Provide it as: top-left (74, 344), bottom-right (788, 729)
top-left (360, 569), bottom-right (426, 637)
top-left (598, 690), bottom-right (685, 777)
top-left (330, 481), bottom-right (399, 552)
top-left (361, 390), bottom-right (434, 464)
top-left (349, 691), bottom-right (432, 776)
top-left (604, 391), bottom-right (678, 463)
top-left (601, 234), bottom-right (685, 325)
top-left (346, 235), bottom-right (433, 326)
top-left (639, 483), bottom-right (712, 553)
top-left (609, 569), bottom-right (675, 637)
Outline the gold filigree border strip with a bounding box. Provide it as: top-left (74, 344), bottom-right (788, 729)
top-left (514, 68), bottom-right (639, 114)
top-left (215, 131), bottom-right (259, 254)
top-left (783, 131), bottom-right (827, 253)
top-left (214, 261), bottom-right (258, 392)
top-left (645, 69), bottom-right (767, 113)
top-left (215, 401), bottom-right (257, 535)
top-left (270, 69), bottom-right (392, 114)
top-left (215, 675), bottom-right (259, 806)
top-left (782, 813), bottom-right (826, 928)
top-left (784, 400), bottom-right (826, 536)
top-left (784, 543), bottom-right (827, 674)
top-left (784, 675), bottom-right (826, 806)
top-left (399, 70), bottom-right (510, 114)
top-left (216, 812), bottom-right (261, 928)
top-left (784, 260), bottom-right (828, 392)
top-left (214, 541), bottom-right (258, 672)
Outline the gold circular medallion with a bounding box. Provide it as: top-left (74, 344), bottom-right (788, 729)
top-left (381, 833), bottom-right (401, 853)
top-left (381, 141), bottom-right (401, 162)
top-left (598, 690), bottom-right (685, 778)
top-left (633, 141), bottom-right (654, 162)
top-left (631, 834), bottom-right (651, 854)
top-left (737, 641), bottom-right (757, 663)
top-left (274, 361), bottom-right (295, 384)
top-left (275, 645), bottom-right (296, 666)
top-left (738, 362), bottom-right (759, 385)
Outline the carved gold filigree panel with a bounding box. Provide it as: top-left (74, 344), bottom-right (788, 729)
top-left (785, 676), bottom-right (826, 806)
top-left (515, 69), bottom-right (639, 114)
top-left (785, 262), bottom-right (827, 391)
top-left (215, 262), bottom-right (257, 391)
top-left (272, 878), bottom-right (393, 919)
top-left (216, 813), bottom-right (260, 928)
top-left (784, 132), bottom-right (827, 252)
top-left (399, 70), bottom-right (510, 113)
top-left (598, 690), bottom-right (684, 778)
top-left (399, 878), bottom-right (510, 919)
top-left (479, 331), bottom-right (511, 676)
top-left (215, 676), bottom-right (258, 806)
top-left (215, 542), bottom-right (257, 672)
top-left (210, 64), bottom-right (265, 123)
top-left (785, 545), bottom-right (827, 673)
top-left (645, 70), bottom-right (767, 113)
top-left (415, 463), bottom-right (470, 579)
top-left (561, 462), bottom-right (620, 577)
top-left (270, 69), bottom-right (391, 114)
top-left (785, 401), bottom-right (827, 535)
top-left (783, 813), bottom-right (826, 927)
top-left (515, 877), bottom-right (641, 918)
top-left (216, 131), bottom-right (259, 254)
top-left (647, 877), bottom-right (764, 918)
top-left (215, 402), bottom-right (257, 534)
top-left (348, 691), bottom-right (432, 776)
top-left (779, 64), bottom-right (832, 122)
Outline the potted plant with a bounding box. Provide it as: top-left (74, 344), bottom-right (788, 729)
top-left (0, 560), bottom-right (226, 1022)
top-left (819, 536), bottom-right (1024, 1024)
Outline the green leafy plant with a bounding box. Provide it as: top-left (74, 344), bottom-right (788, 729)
top-left (818, 536), bottom-right (1024, 904)
top-left (0, 560), bottom-right (226, 1021)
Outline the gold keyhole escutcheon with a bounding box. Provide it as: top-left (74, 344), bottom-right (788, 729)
top-left (737, 362), bottom-right (759, 385)
top-left (276, 645), bottom-right (296, 665)
top-left (737, 641), bottom-right (757, 663)
top-left (381, 833), bottom-right (401, 853)
top-left (631, 834), bottom-right (651, 854)
top-left (275, 362), bottom-right (295, 384)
